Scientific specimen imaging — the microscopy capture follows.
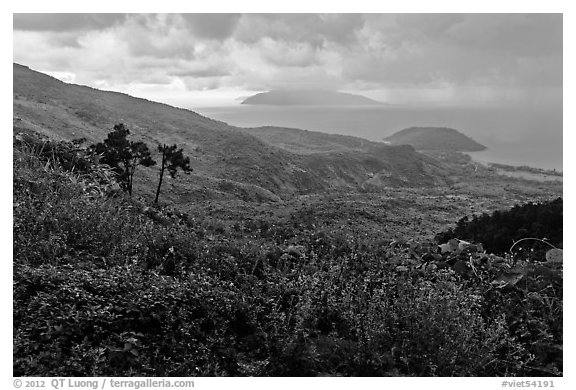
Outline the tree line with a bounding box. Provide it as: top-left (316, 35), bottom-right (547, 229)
top-left (436, 197), bottom-right (562, 256)
top-left (89, 123), bottom-right (191, 203)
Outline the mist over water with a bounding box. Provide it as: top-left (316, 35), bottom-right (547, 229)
top-left (196, 104), bottom-right (563, 172)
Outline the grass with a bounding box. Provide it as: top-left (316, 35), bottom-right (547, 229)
top-left (13, 134), bottom-right (563, 377)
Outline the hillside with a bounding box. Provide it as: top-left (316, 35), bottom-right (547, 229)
top-left (242, 126), bottom-right (381, 154)
top-left (13, 63), bottom-right (446, 203)
top-left (241, 126), bottom-right (452, 188)
top-left (384, 127), bottom-right (487, 152)
top-left (13, 135), bottom-right (563, 376)
top-left (241, 90), bottom-right (384, 106)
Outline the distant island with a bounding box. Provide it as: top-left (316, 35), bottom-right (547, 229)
top-left (383, 127), bottom-right (487, 152)
top-left (241, 90), bottom-right (385, 106)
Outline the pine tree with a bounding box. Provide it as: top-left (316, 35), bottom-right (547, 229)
top-left (89, 124), bottom-right (156, 195)
top-left (154, 144), bottom-right (192, 204)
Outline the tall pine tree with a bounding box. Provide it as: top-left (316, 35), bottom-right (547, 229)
top-left (155, 144), bottom-right (192, 204)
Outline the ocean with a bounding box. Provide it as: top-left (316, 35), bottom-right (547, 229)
top-left (195, 103), bottom-right (563, 172)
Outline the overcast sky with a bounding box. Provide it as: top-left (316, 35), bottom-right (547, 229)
top-left (13, 13), bottom-right (562, 106)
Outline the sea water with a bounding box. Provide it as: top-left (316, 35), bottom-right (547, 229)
top-left (195, 103), bottom-right (563, 172)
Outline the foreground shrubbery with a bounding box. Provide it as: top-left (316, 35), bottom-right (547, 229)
top-left (13, 135), bottom-right (562, 376)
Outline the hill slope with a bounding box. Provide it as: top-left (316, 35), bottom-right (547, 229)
top-left (13, 64), bottom-right (445, 203)
top-left (241, 90), bottom-right (384, 106)
top-left (13, 135), bottom-right (563, 377)
top-left (384, 127), bottom-right (487, 152)
top-left (241, 126), bottom-right (451, 188)
top-left (242, 126), bottom-right (385, 154)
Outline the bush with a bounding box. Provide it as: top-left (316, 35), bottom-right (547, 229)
top-left (13, 134), bottom-right (562, 376)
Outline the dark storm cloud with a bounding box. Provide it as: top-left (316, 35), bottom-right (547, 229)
top-left (345, 13), bottom-right (563, 87)
top-left (180, 14), bottom-right (241, 40)
top-left (13, 13), bottom-right (127, 32)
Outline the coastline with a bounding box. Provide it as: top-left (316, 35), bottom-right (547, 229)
top-left (464, 152), bottom-right (563, 183)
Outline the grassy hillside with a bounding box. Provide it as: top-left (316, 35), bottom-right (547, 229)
top-left (242, 126), bottom-right (453, 187)
top-left (13, 63), bottom-right (563, 377)
top-left (241, 126), bottom-right (379, 154)
top-left (13, 134), bottom-right (562, 377)
top-left (13, 63), bottom-right (443, 204)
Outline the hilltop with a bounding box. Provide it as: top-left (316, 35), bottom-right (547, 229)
top-left (241, 89), bottom-right (384, 106)
top-left (13, 63), bottom-right (445, 204)
top-left (384, 127), bottom-right (487, 152)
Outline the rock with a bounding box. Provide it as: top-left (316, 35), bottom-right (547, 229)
top-left (489, 254), bottom-right (507, 263)
top-left (491, 270), bottom-right (524, 289)
top-left (458, 240), bottom-right (471, 251)
top-left (286, 245), bottom-right (306, 257)
top-left (545, 248), bottom-right (563, 263)
top-left (439, 243), bottom-right (452, 253)
top-left (439, 238), bottom-right (460, 254)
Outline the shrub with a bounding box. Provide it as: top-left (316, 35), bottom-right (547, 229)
top-left (13, 133), bottom-right (562, 377)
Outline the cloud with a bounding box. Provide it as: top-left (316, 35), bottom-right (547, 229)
top-left (180, 14), bottom-right (241, 40)
top-left (342, 14), bottom-right (562, 88)
top-left (13, 13), bottom-right (126, 32)
top-left (234, 14), bottom-right (364, 47)
top-left (116, 15), bottom-right (198, 60)
top-left (259, 39), bottom-right (319, 67)
top-left (444, 14), bottom-right (562, 56)
top-left (169, 65), bottom-right (231, 78)
top-left (317, 14), bottom-right (365, 45)
top-left (13, 13), bottom-right (563, 103)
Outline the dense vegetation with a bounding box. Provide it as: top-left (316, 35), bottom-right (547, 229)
top-left (436, 198), bottom-right (563, 258)
top-left (13, 132), bottom-right (562, 377)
